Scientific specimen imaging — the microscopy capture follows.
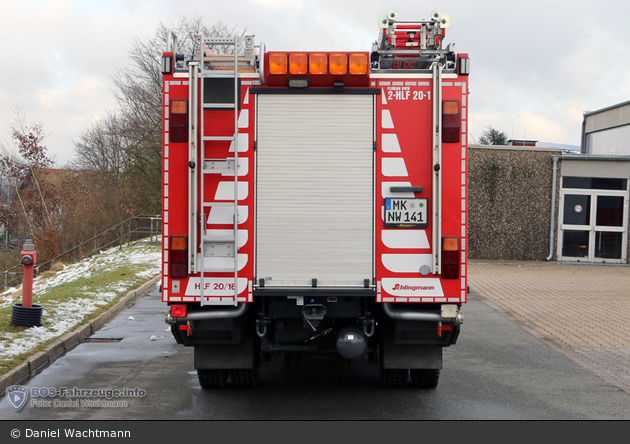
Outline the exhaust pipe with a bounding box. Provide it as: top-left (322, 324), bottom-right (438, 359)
top-left (382, 303), bottom-right (463, 325)
top-left (165, 303), bottom-right (248, 325)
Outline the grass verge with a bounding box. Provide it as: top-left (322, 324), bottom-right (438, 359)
top-left (0, 242), bottom-right (161, 377)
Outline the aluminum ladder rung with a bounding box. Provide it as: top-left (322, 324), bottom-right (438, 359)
top-left (202, 103), bottom-right (237, 109)
top-left (203, 267), bottom-right (236, 273)
top-left (203, 55), bottom-right (249, 61)
top-left (201, 233), bottom-right (235, 243)
top-left (203, 37), bottom-right (237, 45)
top-left (201, 202), bottom-right (235, 208)
top-left (202, 135), bottom-right (236, 142)
top-left (202, 57), bottom-right (253, 68)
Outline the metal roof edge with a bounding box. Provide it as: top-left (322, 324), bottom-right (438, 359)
top-left (583, 99), bottom-right (630, 117)
top-left (553, 153), bottom-right (630, 161)
top-left (469, 144), bottom-right (563, 152)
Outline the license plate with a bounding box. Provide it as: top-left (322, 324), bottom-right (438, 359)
top-left (384, 198), bottom-right (428, 228)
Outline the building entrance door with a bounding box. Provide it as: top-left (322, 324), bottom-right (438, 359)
top-left (559, 178), bottom-right (628, 263)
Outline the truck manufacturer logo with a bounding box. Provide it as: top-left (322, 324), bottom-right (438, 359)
top-left (392, 284), bottom-right (435, 291)
top-left (382, 278), bottom-right (444, 297)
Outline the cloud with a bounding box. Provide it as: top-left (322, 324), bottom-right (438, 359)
top-left (253, 0), bottom-right (304, 8)
top-left (2, 0), bottom-right (630, 163)
top-left (38, 89), bottom-right (64, 106)
top-left (0, 0), bottom-right (160, 163)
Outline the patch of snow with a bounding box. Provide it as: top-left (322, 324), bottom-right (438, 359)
top-left (0, 244), bottom-right (161, 360)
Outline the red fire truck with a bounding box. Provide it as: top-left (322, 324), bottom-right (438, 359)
top-left (161, 9), bottom-right (469, 388)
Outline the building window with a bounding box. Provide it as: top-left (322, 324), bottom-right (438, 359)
top-left (562, 176), bottom-right (628, 191)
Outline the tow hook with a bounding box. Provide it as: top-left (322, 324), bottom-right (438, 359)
top-left (256, 315), bottom-right (269, 338)
top-left (362, 317), bottom-right (375, 338)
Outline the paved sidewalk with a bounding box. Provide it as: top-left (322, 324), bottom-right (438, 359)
top-left (468, 260), bottom-right (630, 394)
top-left (0, 276), bottom-right (161, 395)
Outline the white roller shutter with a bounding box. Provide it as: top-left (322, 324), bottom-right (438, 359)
top-left (256, 94), bottom-right (374, 287)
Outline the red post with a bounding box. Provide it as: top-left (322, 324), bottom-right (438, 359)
top-left (20, 238), bottom-right (36, 308)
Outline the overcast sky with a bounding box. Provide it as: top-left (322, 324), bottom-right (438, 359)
top-left (2, 0), bottom-right (629, 164)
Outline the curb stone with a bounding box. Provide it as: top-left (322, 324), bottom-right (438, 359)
top-left (0, 275), bottom-right (161, 396)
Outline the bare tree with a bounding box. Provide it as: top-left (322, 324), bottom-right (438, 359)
top-left (73, 112), bottom-right (130, 180)
top-left (73, 16), bottom-right (247, 215)
top-left (0, 114), bottom-right (62, 261)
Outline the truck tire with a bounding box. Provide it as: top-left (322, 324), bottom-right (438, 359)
top-left (381, 369), bottom-right (408, 387)
top-left (197, 369), bottom-right (228, 389)
top-left (410, 369), bottom-right (440, 388)
top-left (229, 369), bottom-right (257, 388)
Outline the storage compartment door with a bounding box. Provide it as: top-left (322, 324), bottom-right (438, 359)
top-left (256, 94), bottom-right (374, 287)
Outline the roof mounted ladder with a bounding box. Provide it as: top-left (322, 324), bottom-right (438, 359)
top-left (372, 9), bottom-right (454, 71)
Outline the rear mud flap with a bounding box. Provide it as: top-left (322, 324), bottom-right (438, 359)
top-left (194, 339), bottom-right (254, 370)
top-left (381, 342), bottom-right (442, 369)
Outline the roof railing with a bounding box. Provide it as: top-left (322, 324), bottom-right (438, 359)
top-left (0, 215), bottom-right (162, 290)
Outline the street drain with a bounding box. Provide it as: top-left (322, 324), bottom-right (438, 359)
top-left (84, 337), bottom-right (123, 343)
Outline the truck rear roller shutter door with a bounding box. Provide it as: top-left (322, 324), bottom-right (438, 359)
top-left (256, 94), bottom-right (374, 287)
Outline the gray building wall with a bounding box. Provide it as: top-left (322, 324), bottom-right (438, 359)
top-left (468, 145), bottom-right (562, 261)
top-left (582, 100), bottom-right (630, 156)
top-left (468, 145), bottom-right (630, 263)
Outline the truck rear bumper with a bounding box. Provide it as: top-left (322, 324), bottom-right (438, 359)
top-left (382, 302), bottom-right (463, 325)
top-left (165, 302), bottom-right (248, 325)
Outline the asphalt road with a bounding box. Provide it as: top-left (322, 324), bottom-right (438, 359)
top-left (2, 285), bottom-right (630, 420)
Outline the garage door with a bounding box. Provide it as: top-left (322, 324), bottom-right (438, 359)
top-left (256, 94), bottom-right (374, 287)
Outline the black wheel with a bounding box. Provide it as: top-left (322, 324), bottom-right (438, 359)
top-left (381, 369), bottom-right (408, 387)
top-left (229, 369), bottom-right (258, 388)
top-left (410, 369), bottom-right (440, 388)
top-left (197, 369), bottom-right (228, 389)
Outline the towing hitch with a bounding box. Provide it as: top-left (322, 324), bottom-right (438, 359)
top-left (302, 304), bottom-right (327, 331)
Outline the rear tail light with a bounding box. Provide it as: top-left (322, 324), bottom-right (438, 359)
top-left (442, 100), bottom-right (460, 143)
top-left (442, 236), bottom-right (460, 279)
top-left (170, 235), bottom-right (188, 279)
top-left (170, 99), bottom-right (188, 143)
top-left (170, 304), bottom-right (187, 318)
